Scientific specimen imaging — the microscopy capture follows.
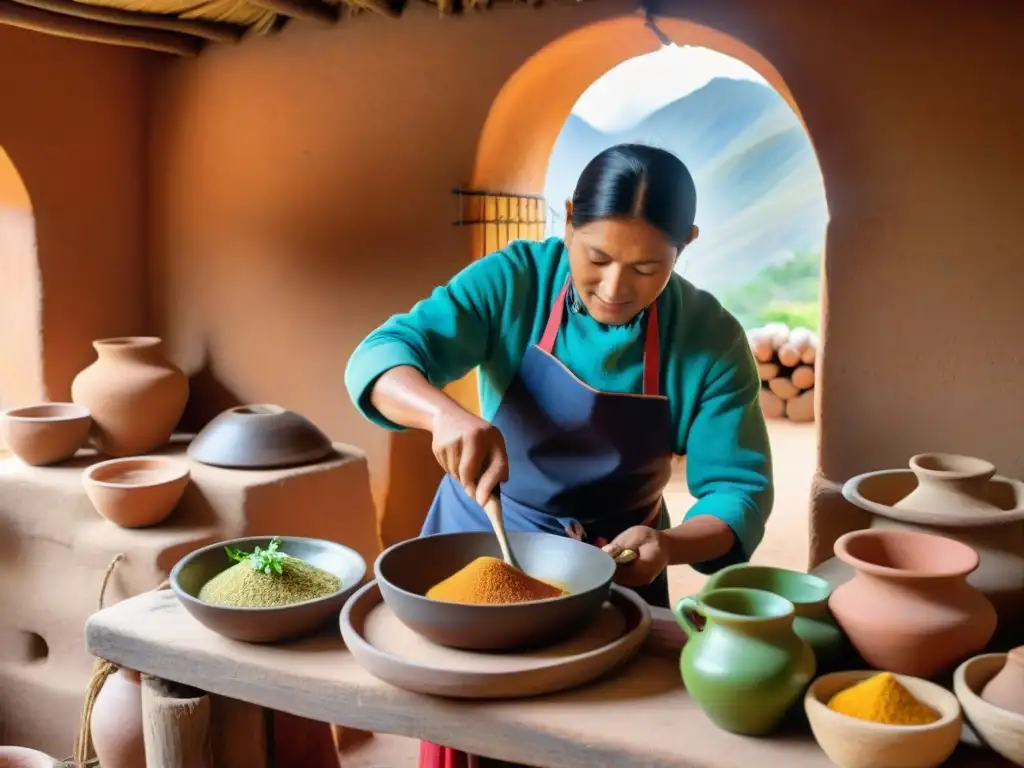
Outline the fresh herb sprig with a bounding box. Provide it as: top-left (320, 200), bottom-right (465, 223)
top-left (225, 537), bottom-right (290, 576)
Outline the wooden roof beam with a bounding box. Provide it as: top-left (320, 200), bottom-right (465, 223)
top-left (0, 0), bottom-right (203, 54)
top-left (11, 0), bottom-right (243, 42)
top-left (248, 0), bottom-right (338, 25)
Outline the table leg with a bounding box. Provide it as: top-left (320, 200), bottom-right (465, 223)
top-left (210, 695), bottom-right (272, 768)
top-left (141, 675), bottom-right (213, 768)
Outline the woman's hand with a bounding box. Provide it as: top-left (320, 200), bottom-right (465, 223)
top-left (431, 409), bottom-right (509, 507)
top-left (602, 526), bottom-right (670, 588)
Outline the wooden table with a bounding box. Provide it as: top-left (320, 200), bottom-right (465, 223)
top-left (84, 589), bottom-right (1010, 768)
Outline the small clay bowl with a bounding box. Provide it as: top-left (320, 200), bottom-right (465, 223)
top-left (170, 535), bottom-right (367, 643)
top-left (375, 531), bottom-right (616, 651)
top-left (954, 653), bottom-right (1024, 764)
top-left (0, 403), bottom-right (91, 466)
top-left (187, 404), bottom-right (334, 469)
top-left (804, 670), bottom-right (962, 768)
top-left (83, 456), bottom-right (190, 528)
top-left (0, 746), bottom-right (59, 767)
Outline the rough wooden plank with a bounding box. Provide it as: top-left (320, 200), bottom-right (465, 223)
top-left (12, 0), bottom-right (243, 40)
top-left (83, 590), bottom-right (1003, 768)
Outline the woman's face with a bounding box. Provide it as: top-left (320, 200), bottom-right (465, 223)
top-left (565, 212), bottom-right (696, 326)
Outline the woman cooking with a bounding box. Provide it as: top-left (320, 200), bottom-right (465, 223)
top-left (345, 143), bottom-right (773, 768)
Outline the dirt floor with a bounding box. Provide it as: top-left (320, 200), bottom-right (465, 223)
top-left (338, 420), bottom-right (819, 767)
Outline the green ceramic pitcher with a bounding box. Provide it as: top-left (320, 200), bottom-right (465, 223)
top-left (674, 587), bottom-right (816, 736)
top-left (700, 563), bottom-right (845, 670)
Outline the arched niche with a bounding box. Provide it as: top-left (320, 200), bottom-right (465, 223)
top-left (0, 145), bottom-right (45, 411)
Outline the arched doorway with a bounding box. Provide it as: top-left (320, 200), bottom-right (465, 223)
top-left (0, 144), bottom-right (44, 413)
top-left (464, 15), bottom-right (831, 597)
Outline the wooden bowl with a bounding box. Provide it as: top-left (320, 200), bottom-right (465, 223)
top-left (804, 670), bottom-right (962, 768)
top-left (187, 404), bottom-right (334, 469)
top-left (0, 403), bottom-right (91, 466)
top-left (374, 531), bottom-right (616, 651)
top-left (954, 653), bottom-right (1024, 764)
top-left (83, 456), bottom-right (190, 528)
top-left (170, 535), bottom-right (366, 643)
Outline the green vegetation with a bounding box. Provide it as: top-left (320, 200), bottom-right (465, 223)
top-left (720, 250), bottom-right (821, 332)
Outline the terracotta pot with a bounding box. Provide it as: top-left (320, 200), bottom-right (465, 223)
top-left (700, 563), bottom-right (845, 671)
top-left (91, 668), bottom-right (145, 768)
top-left (896, 453), bottom-right (1000, 515)
top-left (0, 746), bottom-right (57, 767)
top-left (84, 456), bottom-right (190, 528)
top-left (0, 403), bottom-right (91, 466)
top-left (71, 337), bottom-right (188, 457)
top-left (829, 528), bottom-right (996, 678)
top-left (981, 646), bottom-right (1024, 716)
top-left (674, 588), bottom-right (816, 736)
top-left (843, 455), bottom-right (1024, 621)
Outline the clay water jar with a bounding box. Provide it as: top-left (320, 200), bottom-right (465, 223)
top-left (700, 563), bottom-right (844, 671)
top-left (91, 667), bottom-right (145, 768)
top-left (673, 587), bottom-right (816, 736)
top-left (71, 336), bottom-right (188, 457)
top-left (0, 403), bottom-right (91, 465)
top-left (829, 528), bottom-right (996, 678)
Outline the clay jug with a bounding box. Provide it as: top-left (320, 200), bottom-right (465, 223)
top-left (700, 563), bottom-right (845, 671)
top-left (981, 646), bottom-right (1024, 715)
top-left (0, 746), bottom-right (57, 767)
top-left (72, 337), bottom-right (188, 457)
top-left (829, 528), bottom-right (996, 678)
top-left (674, 587), bottom-right (816, 736)
top-left (895, 453), bottom-right (1000, 515)
top-left (91, 667), bottom-right (146, 768)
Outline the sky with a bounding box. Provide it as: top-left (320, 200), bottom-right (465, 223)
top-left (571, 45), bottom-right (769, 133)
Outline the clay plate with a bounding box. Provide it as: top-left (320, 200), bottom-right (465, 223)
top-left (187, 404), bottom-right (335, 469)
top-left (341, 580), bottom-right (651, 698)
top-left (171, 535), bottom-right (367, 643)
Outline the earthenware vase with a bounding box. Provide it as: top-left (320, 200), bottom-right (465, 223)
top-left (91, 667), bottom-right (146, 768)
top-left (829, 528), bottom-right (996, 678)
top-left (981, 646), bottom-right (1024, 716)
top-left (700, 563), bottom-right (845, 671)
top-left (842, 453), bottom-right (1024, 621)
top-left (674, 587), bottom-right (816, 736)
top-left (72, 337), bottom-right (188, 457)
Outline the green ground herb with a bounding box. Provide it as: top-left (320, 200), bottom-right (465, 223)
top-left (198, 538), bottom-right (342, 608)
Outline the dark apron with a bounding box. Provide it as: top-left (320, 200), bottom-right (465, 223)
top-left (419, 278), bottom-right (674, 768)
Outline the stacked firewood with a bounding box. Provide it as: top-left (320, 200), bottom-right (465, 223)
top-left (746, 323), bottom-right (818, 423)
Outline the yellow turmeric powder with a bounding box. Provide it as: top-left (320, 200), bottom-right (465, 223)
top-left (827, 672), bottom-right (941, 726)
top-left (425, 556), bottom-right (567, 605)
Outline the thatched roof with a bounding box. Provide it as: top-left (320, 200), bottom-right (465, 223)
top-left (0, 0), bottom-right (538, 55)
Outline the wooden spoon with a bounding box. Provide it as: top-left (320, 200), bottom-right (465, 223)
top-left (483, 495), bottom-right (521, 570)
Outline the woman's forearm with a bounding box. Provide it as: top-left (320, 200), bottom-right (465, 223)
top-left (662, 515), bottom-right (736, 566)
top-left (369, 366), bottom-right (463, 432)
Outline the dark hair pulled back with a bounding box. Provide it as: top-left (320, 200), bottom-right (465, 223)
top-left (570, 143), bottom-right (697, 249)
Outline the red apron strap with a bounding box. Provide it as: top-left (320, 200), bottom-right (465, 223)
top-left (538, 277), bottom-right (661, 397)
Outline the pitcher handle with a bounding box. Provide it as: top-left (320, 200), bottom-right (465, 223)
top-left (672, 596), bottom-right (705, 637)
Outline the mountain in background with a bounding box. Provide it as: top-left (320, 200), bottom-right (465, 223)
top-left (544, 78), bottom-right (829, 302)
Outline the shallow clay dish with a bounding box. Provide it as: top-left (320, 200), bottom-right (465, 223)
top-left (187, 404), bottom-right (334, 469)
top-left (0, 746), bottom-right (58, 767)
top-left (0, 403), bottom-right (91, 466)
top-left (375, 531), bottom-right (616, 651)
top-left (341, 580), bottom-right (650, 698)
top-left (83, 456), bottom-right (190, 528)
top-left (954, 653), bottom-right (1024, 764)
top-left (171, 535), bottom-right (366, 643)
top-left (804, 670), bottom-right (962, 768)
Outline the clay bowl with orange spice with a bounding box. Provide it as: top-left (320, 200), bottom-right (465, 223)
top-left (83, 456), bottom-right (190, 528)
top-left (0, 403), bottom-right (91, 466)
top-left (804, 670), bottom-right (962, 768)
top-left (375, 531), bottom-right (617, 651)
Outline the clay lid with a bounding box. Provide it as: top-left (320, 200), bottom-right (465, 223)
top-left (187, 405), bottom-right (334, 469)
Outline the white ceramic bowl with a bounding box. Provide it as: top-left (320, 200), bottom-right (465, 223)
top-left (804, 670), bottom-right (962, 768)
top-left (954, 653), bottom-right (1024, 765)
